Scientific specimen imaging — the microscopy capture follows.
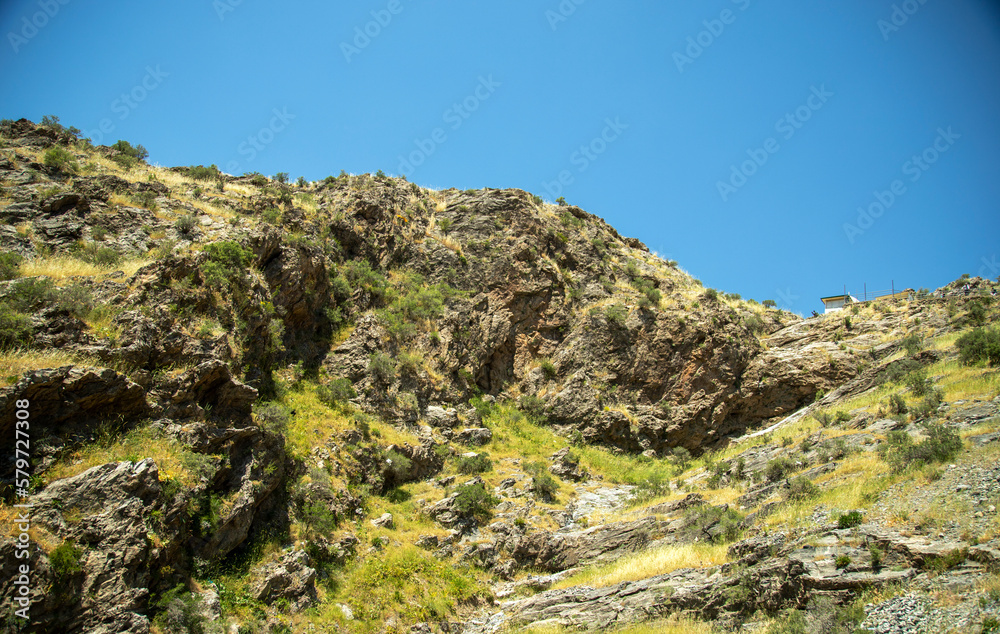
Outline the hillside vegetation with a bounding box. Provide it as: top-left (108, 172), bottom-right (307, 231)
top-left (0, 117), bottom-right (998, 634)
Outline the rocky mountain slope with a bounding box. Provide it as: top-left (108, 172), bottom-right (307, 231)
top-left (0, 117), bottom-right (997, 634)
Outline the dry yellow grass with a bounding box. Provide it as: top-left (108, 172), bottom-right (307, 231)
top-left (17, 255), bottom-right (152, 281)
top-left (519, 616), bottom-right (716, 634)
top-left (552, 542), bottom-right (728, 590)
top-left (44, 425), bottom-right (203, 487)
top-left (0, 349), bottom-right (89, 382)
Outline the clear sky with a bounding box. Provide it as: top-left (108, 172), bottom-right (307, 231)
top-left (2, 0), bottom-right (998, 314)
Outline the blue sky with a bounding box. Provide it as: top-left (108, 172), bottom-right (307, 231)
top-left (1, 0), bottom-right (998, 313)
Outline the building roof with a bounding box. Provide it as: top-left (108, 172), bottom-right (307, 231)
top-left (819, 294), bottom-right (854, 302)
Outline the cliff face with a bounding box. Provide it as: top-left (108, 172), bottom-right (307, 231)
top-left (1, 118), bottom-right (997, 633)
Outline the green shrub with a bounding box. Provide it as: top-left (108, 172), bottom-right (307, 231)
top-left (784, 476), bottom-right (819, 501)
top-left (956, 327), bottom-right (1000, 366)
top-left (43, 146), bottom-right (78, 172)
top-left (762, 299), bottom-right (777, 308)
top-left (201, 241), bottom-right (253, 289)
top-left (254, 402), bottom-right (289, 434)
top-left (887, 393), bottom-right (907, 415)
top-left (455, 452), bottom-right (492, 475)
top-left (901, 333), bottom-right (922, 356)
top-left (74, 242), bottom-right (121, 267)
top-left (152, 584), bottom-right (208, 634)
top-left (261, 208), bottom-right (281, 224)
top-left (967, 301), bottom-right (988, 327)
top-left (838, 511), bottom-right (863, 528)
top-left (175, 214), bottom-right (197, 235)
top-left (186, 164), bottom-right (221, 181)
top-left (517, 394), bottom-right (546, 420)
top-left (112, 139), bottom-right (148, 161)
top-left (765, 456), bottom-right (795, 482)
top-left (835, 555), bottom-right (851, 569)
top-left (368, 352), bottom-right (396, 384)
top-left (703, 288), bottom-right (718, 301)
top-left (524, 461), bottom-right (559, 500)
top-left (383, 449), bottom-right (413, 482)
top-left (453, 482), bottom-right (498, 521)
top-left (0, 305), bottom-right (33, 348)
top-left (605, 304), bottom-right (628, 327)
top-left (538, 358), bottom-right (557, 380)
top-left (55, 284), bottom-right (93, 319)
top-left (0, 251), bottom-right (23, 280)
top-left (869, 546), bottom-right (883, 569)
top-left (5, 277), bottom-right (56, 311)
top-left (982, 616), bottom-right (1000, 634)
top-left (685, 504), bottom-right (744, 544)
top-left (49, 540), bottom-right (82, 578)
top-left (904, 368), bottom-right (931, 396)
top-left (316, 378), bottom-right (356, 407)
top-left (880, 421), bottom-right (963, 472)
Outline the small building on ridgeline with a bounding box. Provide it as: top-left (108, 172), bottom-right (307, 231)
top-left (819, 293), bottom-right (857, 314)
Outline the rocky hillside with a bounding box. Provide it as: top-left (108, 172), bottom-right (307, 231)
top-left (0, 117), bottom-right (998, 633)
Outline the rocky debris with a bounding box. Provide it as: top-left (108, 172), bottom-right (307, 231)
top-left (861, 593), bottom-right (931, 634)
top-left (549, 448), bottom-right (587, 482)
top-left (250, 550), bottom-right (317, 613)
top-left (456, 427), bottom-right (493, 446)
top-left (150, 360), bottom-right (257, 421)
top-left (511, 516), bottom-right (666, 573)
top-left (426, 406), bottom-right (460, 428)
top-left (372, 512), bottom-right (394, 529)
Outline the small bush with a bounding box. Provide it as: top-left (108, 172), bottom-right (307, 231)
top-left (175, 214), bottom-right (197, 235)
top-left (870, 546), bottom-right (883, 569)
top-left (43, 146), bottom-right (79, 172)
top-left (201, 241), bottom-right (253, 288)
top-left (112, 139), bottom-right (148, 161)
top-left (0, 251), bottom-right (24, 280)
top-left (880, 421), bottom-right (963, 472)
top-left (0, 305), bottom-right (33, 348)
top-left (904, 368), bottom-right (931, 396)
top-left (765, 456), bottom-right (795, 482)
top-left (49, 540), bottom-right (82, 578)
top-left (762, 299), bottom-right (777, 308)
top-left (887, 393), bottom-right (907, 415)
top-left (316, 378), bottom-right (356, 407)
top-left (254, 402), bottom-right (290, 434)
top-left (605, 304), bottom-right (628, 327)
top-left (967, 301), bottom-right (988, 327)
top-left (834, 555), bottom-right (851, 569)
top-left (956, 327), bottom-right (1000, 367)
top-left (524, 461), bottom-right (559, 500)
top-left (784, 476), bottom-right (819, 501)
top-left (152, 584), bottom-right (208, 634)
top-left (453, 482), bottom-right (498, 521)
top-left (455, 452), bottom-right (492, 475)
top-left (517, 394), bottom-right (546, 419)
top-left (703, 288), bottom-right (718, 302)
top-left (538, 358), bottom-right (557, 380)
top-left (901, 333), bottom-right (922, 356)
top-left (838, 511), bottom-right (863, 528)
top-left (368, 353), bottom-right (396, 384)
top-left (186, 164), bottom-right (221, 181)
